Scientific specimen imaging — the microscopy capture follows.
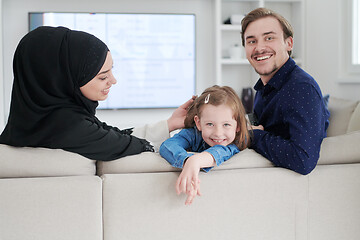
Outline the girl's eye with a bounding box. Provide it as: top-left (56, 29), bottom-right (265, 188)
top-left (206, 123), bottom-right (213, 126)
top-left (99, 76), bottom-right (108, 81)
top-left (224, 123), bottom-right (231, 127)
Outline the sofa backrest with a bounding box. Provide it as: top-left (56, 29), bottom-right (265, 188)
top-left (0, 144), bottom-right (96, 178)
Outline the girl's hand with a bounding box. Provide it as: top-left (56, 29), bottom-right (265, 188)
top-left (176, 155), bottom-right (202, 205)
top-left (167, 96), bottom-right (196, 132)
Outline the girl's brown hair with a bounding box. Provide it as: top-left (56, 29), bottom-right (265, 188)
top-left (184, 85), bottom-right (250, 150)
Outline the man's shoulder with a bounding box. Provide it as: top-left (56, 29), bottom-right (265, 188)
top-left (290, 65), bottom-right (315, 82)
top-left (286, 65), bottom-right (322, 91)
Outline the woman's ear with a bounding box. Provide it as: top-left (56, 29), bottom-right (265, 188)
top-left (194, 115), bottom-right (201, 131)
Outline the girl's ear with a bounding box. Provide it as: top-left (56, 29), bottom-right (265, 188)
top-left (194, 115), bottom-right (201, 131)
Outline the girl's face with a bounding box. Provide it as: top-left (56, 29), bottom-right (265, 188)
top-left (80, 51), bottom-right (117, 101)
top-left (194, 104), bottom-right (239, 147)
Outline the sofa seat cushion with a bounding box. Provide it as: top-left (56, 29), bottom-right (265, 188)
top-left (97, 149), bottom-right (273, 175)
top-left (327, 97), bottom-right (359, 137)
top-left (347, 102), bottom-right (360, 133)
top-left (0, 144), bottom-right (96, 178)
top-left (318, 130), bottom-right (360, 165)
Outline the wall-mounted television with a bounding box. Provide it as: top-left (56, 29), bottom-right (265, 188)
top-left (29, 12), bottom-right (196, 109)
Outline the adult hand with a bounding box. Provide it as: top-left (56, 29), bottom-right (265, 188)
top-left (175, 155), bottom-right (202, 205)
top-left (167, 96), bottom-right (196, 132)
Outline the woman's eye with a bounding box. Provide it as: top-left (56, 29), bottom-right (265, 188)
top-left (100, 76), bottom-right (108, 80)
top-left (224, 123), bottom-right (231, 127)
top-left (206, 123), bottom-right (213, 126)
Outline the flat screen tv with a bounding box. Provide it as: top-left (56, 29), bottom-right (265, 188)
top-left (29, 12), bottom-right (196, 109)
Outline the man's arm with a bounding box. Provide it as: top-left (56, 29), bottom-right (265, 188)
top-left (251, 85), bottom-right (328, 175)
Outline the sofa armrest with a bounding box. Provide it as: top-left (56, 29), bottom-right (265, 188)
top-left (318, 130), bottom-right (360, 165)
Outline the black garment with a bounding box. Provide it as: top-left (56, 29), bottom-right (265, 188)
top-left (0, 26), bottom-right (153, 160)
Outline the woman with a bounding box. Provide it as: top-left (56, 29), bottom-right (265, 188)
top-left (0, 26), bottom-right (193, 160)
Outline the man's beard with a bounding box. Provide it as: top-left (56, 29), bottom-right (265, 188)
top-left (254, 64), bottom-right (279, 77)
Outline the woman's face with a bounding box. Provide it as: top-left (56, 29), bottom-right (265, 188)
top-left (80, 51), bottom-right (117, 101)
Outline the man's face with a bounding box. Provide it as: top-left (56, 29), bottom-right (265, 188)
top-left (244, 16), bottom-right (293, 84)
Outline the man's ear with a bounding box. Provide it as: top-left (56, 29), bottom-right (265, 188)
top-left (285, 36), bottom-right (293, 52)
top-left (194, 115), bottom-right (201, 131)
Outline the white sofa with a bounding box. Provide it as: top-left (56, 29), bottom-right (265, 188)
top-left (1, 96), bottom-right (360, 240)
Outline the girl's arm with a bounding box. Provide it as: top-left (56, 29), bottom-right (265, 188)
top-left (176, 152), bottom-right (215, 205)
top-left (202, 144), bottom-right (240, 172)
top-left (159, 128), bottom-right (197, 168)
top-left (176, 144), bottom-right (240, 205)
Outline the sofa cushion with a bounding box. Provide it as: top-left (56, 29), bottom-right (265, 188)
top-left (308, 164), bottom-right (360, 240)
top-left (102, 168), bottom-right (308, 240)
top-left (347, 102), bottom-right (360, 133)
top-left (97, 149), bottom-right (273, 175)
top-left (327, 97), bottom-right (359, 137)
top-left (0, 144), bottom-right (96, 178)
top-left (318, 130), bottom-right (360, 165)
top-left (0, 176), bottom-right (102, 240)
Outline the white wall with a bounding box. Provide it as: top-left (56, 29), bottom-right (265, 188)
top-left (0, 0), bottom-right (4, 129)
top-left (304, 0), bottom-right (360, 100)
top-left (1, 0), bottom-right (360, 131)
top-left (0, 0), bottom-right (215, 130)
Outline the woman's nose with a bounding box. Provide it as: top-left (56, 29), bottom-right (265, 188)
top-left (109, 73), bottom-right (117, 85)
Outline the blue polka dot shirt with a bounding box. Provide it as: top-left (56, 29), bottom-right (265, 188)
top-left (250, 58), bottom-right (330, 175)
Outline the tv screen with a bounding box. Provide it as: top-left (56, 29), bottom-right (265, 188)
top-left (29, 12), bottom-right (196, 109)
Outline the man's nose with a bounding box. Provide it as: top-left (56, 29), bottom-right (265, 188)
top-left (255, 40), bottom-right (267, 52)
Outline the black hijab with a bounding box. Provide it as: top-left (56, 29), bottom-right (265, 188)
top-left (0, 26), bottom-right (153, 160)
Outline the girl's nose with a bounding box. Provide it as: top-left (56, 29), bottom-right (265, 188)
top-left (214, 126), bottom-right (222, 136)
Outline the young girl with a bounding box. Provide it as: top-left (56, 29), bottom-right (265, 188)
top-left (159, 85), bottom-right (250, 205)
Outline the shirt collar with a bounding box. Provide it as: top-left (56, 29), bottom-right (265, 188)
top-left (254, 57), bottom-right (296, 91)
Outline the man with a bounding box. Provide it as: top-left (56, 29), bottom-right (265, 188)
top-left (241, 8), bottom-right (330, 175)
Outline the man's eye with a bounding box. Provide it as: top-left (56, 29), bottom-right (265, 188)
top-left (266, 36), bottom-right (273, 41)
top-left (247, 40), bottom-right (256, 44)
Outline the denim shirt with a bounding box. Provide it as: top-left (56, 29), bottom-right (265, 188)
top-left (251, 58), bottom-right (330, 175)
top-left (159, 127), bottom-right (240, 172)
